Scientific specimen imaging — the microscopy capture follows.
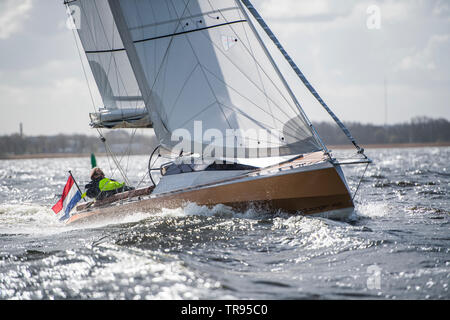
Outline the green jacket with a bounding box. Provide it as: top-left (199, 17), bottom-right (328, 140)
top-left (99, 178), bottom-right (125, 192)
top-left (85, 177), bottom-right (125, 200)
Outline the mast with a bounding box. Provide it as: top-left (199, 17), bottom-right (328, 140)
top-left (240, 0), bottom-right (366, 156)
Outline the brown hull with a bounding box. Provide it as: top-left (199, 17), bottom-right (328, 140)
top-left (67, 162), bottom-right (353, 225)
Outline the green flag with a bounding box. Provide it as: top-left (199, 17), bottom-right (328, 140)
top-left (91, 153), bottom-right (97, 169)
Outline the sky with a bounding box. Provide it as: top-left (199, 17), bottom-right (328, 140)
top-left (0, 0), bottom-right (449, 136)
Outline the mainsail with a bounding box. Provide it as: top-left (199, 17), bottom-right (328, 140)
top-left (66, 0), bottom-right (151, 129)
top-left (67, 0), bottom-right (324, 160)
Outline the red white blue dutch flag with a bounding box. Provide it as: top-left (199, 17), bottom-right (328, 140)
top-left (52, 176), bottom-right (82, 221)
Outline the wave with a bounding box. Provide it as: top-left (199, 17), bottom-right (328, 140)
top-left (0, 203), bottom-right (63, 235)
top-left (354, 202), bottom-right (391, 219)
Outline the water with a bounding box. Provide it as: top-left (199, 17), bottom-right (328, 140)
top-left (0, 147), bottom-right (448, 300)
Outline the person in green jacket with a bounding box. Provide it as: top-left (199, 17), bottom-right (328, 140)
top-left (85, 167), bottom-right (133, 200)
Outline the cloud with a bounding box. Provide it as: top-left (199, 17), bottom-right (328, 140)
top-left (0, 0), bottom-right (33, 39)
top-left (396, 34), bottom-right (450, 71)
top-left (0, 52), bottom-right (101, 135)
top-left (0, 73), bottom-right (95, 135)
top-left (432, 0), bottom-right (450, 19)
top-left (258, 0), bottom-right (355, 22)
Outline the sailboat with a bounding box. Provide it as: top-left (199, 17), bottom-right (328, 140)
top-left (63, 0), bottom-right (371, 225)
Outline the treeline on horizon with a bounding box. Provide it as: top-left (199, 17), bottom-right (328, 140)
top-left (315, 116), bottom-right (450, 146)
top-left (0, 131), bottom-right (158, 156)
top-left (0, 116), bottom-right (449, 156)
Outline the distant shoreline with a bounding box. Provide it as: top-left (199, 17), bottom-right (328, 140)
top-left (1, 142), bottom-right (449, 160)
top-left (1, 152), bottom-right (106, 160)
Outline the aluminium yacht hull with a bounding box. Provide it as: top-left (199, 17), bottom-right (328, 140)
top-left (67, 155), bottom-right (354, 225)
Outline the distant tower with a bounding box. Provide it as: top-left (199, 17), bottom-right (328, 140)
top-left (384, 76), bottom-right (388, 126)
top-left (19, 123), bottom-right (23, 138)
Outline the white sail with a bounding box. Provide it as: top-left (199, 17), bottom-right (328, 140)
top-left (68, 0), bottom-right (323, 159)
top-left (113, 0), bottom-right (322, 158)
top-left (66, 0), bottom-right (152, 128)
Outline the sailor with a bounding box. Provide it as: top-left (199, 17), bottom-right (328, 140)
top-left (85, 167), bottom-right (133, 200)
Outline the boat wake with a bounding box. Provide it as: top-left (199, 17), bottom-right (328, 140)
top-left (0, 200), bottom-right (370, 235)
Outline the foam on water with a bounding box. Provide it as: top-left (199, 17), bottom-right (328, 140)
top-left (0, 203), bottom-right (62, 235)
top-left (271, 215), bottom-right (371, 255)
top-left (354, 201), bottom-right (391, 219)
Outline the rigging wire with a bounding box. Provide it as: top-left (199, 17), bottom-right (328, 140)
top-left (351, 162), bottom-right (370, 202)
top-left (143, 0), bottom-right (195, 131)
top-left (147, 144), bottom-right (162, 187)
top-left (193, 4), bottom-right (314, 141)
top-left (69, 12), bottom-right (96, 113)
top-left (99, 134), bottom-right (132, 187)
top-left (240, 0), bottom-right (366, 157)
top-left (235, 0), bottom-right (329, 154)
top-left (237, 4), bottom-right (277, 129)
top-left (93, 2), bottom-right (137, 184)
top-left (67, 2), bottom-right (133, 186)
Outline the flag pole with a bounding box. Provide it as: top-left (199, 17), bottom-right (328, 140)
top-left (68, 170), bottom-right (87, 202)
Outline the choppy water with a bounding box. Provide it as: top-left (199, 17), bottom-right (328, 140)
top-left (0, 147), bottom-right (448, 300)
